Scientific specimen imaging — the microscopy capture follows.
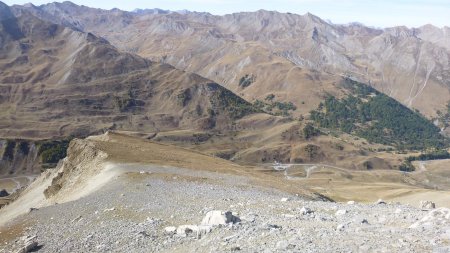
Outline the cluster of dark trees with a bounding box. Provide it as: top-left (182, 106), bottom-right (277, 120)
top-left (253, 94), bottom-right (297, 117)
top-left (39, 139), bottom-right (71, 164)
top-left (310, 79), bottom-right (447, 150)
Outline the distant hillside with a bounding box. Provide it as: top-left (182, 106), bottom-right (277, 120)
top-left (0, 2), bottom-right (259, 140)
top-left (310, 79), bottom-right (447, 150)
top-left (11, 2), bottom-right (450, 122)
top-left (1, 1), bottom-right (448, 177)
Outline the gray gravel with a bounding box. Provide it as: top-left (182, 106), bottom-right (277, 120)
top-left (1, 165), bottom-right (449, 253)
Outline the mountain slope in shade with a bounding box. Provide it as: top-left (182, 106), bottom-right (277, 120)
top-left (13, 2), bottom-right (450, 119)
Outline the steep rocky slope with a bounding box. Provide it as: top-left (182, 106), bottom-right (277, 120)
top-left (12, 2), bottom-right (450, 118)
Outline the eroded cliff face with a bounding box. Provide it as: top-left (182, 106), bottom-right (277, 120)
top-left (43, 138), bottom-right (108, 201)
top-left (0, 136), bottom-right (110, 225)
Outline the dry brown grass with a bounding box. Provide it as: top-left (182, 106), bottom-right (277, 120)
top-left (91, 132), bottom-right (450, 206)
top-left (90, 132), bottom-right (319, 199)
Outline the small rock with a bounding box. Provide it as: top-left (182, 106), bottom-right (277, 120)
top-left (71, 215), bottom-right (82, 223)
top-left (0, 189), bottom-right (9, 197)
top-left (224, 234), bottom-right (239, 242)
top-left (267, 224), bottom-right (282, 230)
top-left (103, 207), bottom-right (115, 212)
top-left (137, 231), bottom-right (149, 237)
top-left (164, 226), bottom-right (177, 234)
top-left (176, 225), bottom-right (198, 237)
top-left (347, 201), bottom-right (355, 205)
top-left (16, 236), bottom-right (38, 253)
top-left (336, 224), bottom-right (346, 231)
top-left (300, 207), bottom-right (313, 215)
top-left (280, 197), bottom-right (290, 202)
top-left (23, 235), bottom-right (37, 244)
top-left (201, 210), bottom-right (240, 226)
top-left (335, 209), bottom-right (347, 216)
top-left (376, 199), bottom-right (386, 205)
top-left (420, 201), bottom-right (436, 210)
top-left (197, 225), bottom-right (212, 238)
top-left (176, 225), bottom-right (212, 238)
top-left (394, 208), bottom-right (402, 214)
top-left (361, 219), bottom-right (369, 224)
top-left (276, 240), bottom-right (289, 250)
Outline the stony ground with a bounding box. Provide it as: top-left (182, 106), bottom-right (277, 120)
top-left (1, 164), bottom-right (449, 253)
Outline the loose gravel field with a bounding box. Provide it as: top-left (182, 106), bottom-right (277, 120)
top-left (1, 164), bottom-right (449, 253)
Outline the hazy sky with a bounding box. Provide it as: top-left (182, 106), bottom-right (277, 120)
top-left (3, 0), bottom-right (450, 28)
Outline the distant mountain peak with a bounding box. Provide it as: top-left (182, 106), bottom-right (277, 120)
top-left (175, 9), bottom-right (191, 15)
top-left (22, 2), bottom-right (36, 8)
top-left (132, 8), bottom-right (169, 15)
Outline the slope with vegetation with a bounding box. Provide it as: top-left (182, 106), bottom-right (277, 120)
top-left (310, 79), bottom-right (447, 150)
top-left (0, 2), bottom-right (266, 174)
top-left (13, 3), bottom-right (450, 119)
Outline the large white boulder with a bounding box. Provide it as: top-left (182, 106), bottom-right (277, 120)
top-left (410, 208), bottom-right (450, 229)
top-left (201, 210), bottom-right (239, 226)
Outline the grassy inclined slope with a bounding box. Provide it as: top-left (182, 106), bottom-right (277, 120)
top-left (13, 2), bottom-right (450, 118)
top-left (0, 1), bottom-right (260, 140)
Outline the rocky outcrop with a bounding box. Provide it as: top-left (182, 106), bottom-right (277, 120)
top-left (420, 200), bottom-right (436, 210)
top-left (410, 208), bottom-right (450, 229)
top-left (0, 189), bottom-right (8, 197)
top-left (15, 236), bottom-right (38, 253)
top-left (43, 138), bottom-right (108, 200)
top-left (201, 210), bottom-right (240, 226)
